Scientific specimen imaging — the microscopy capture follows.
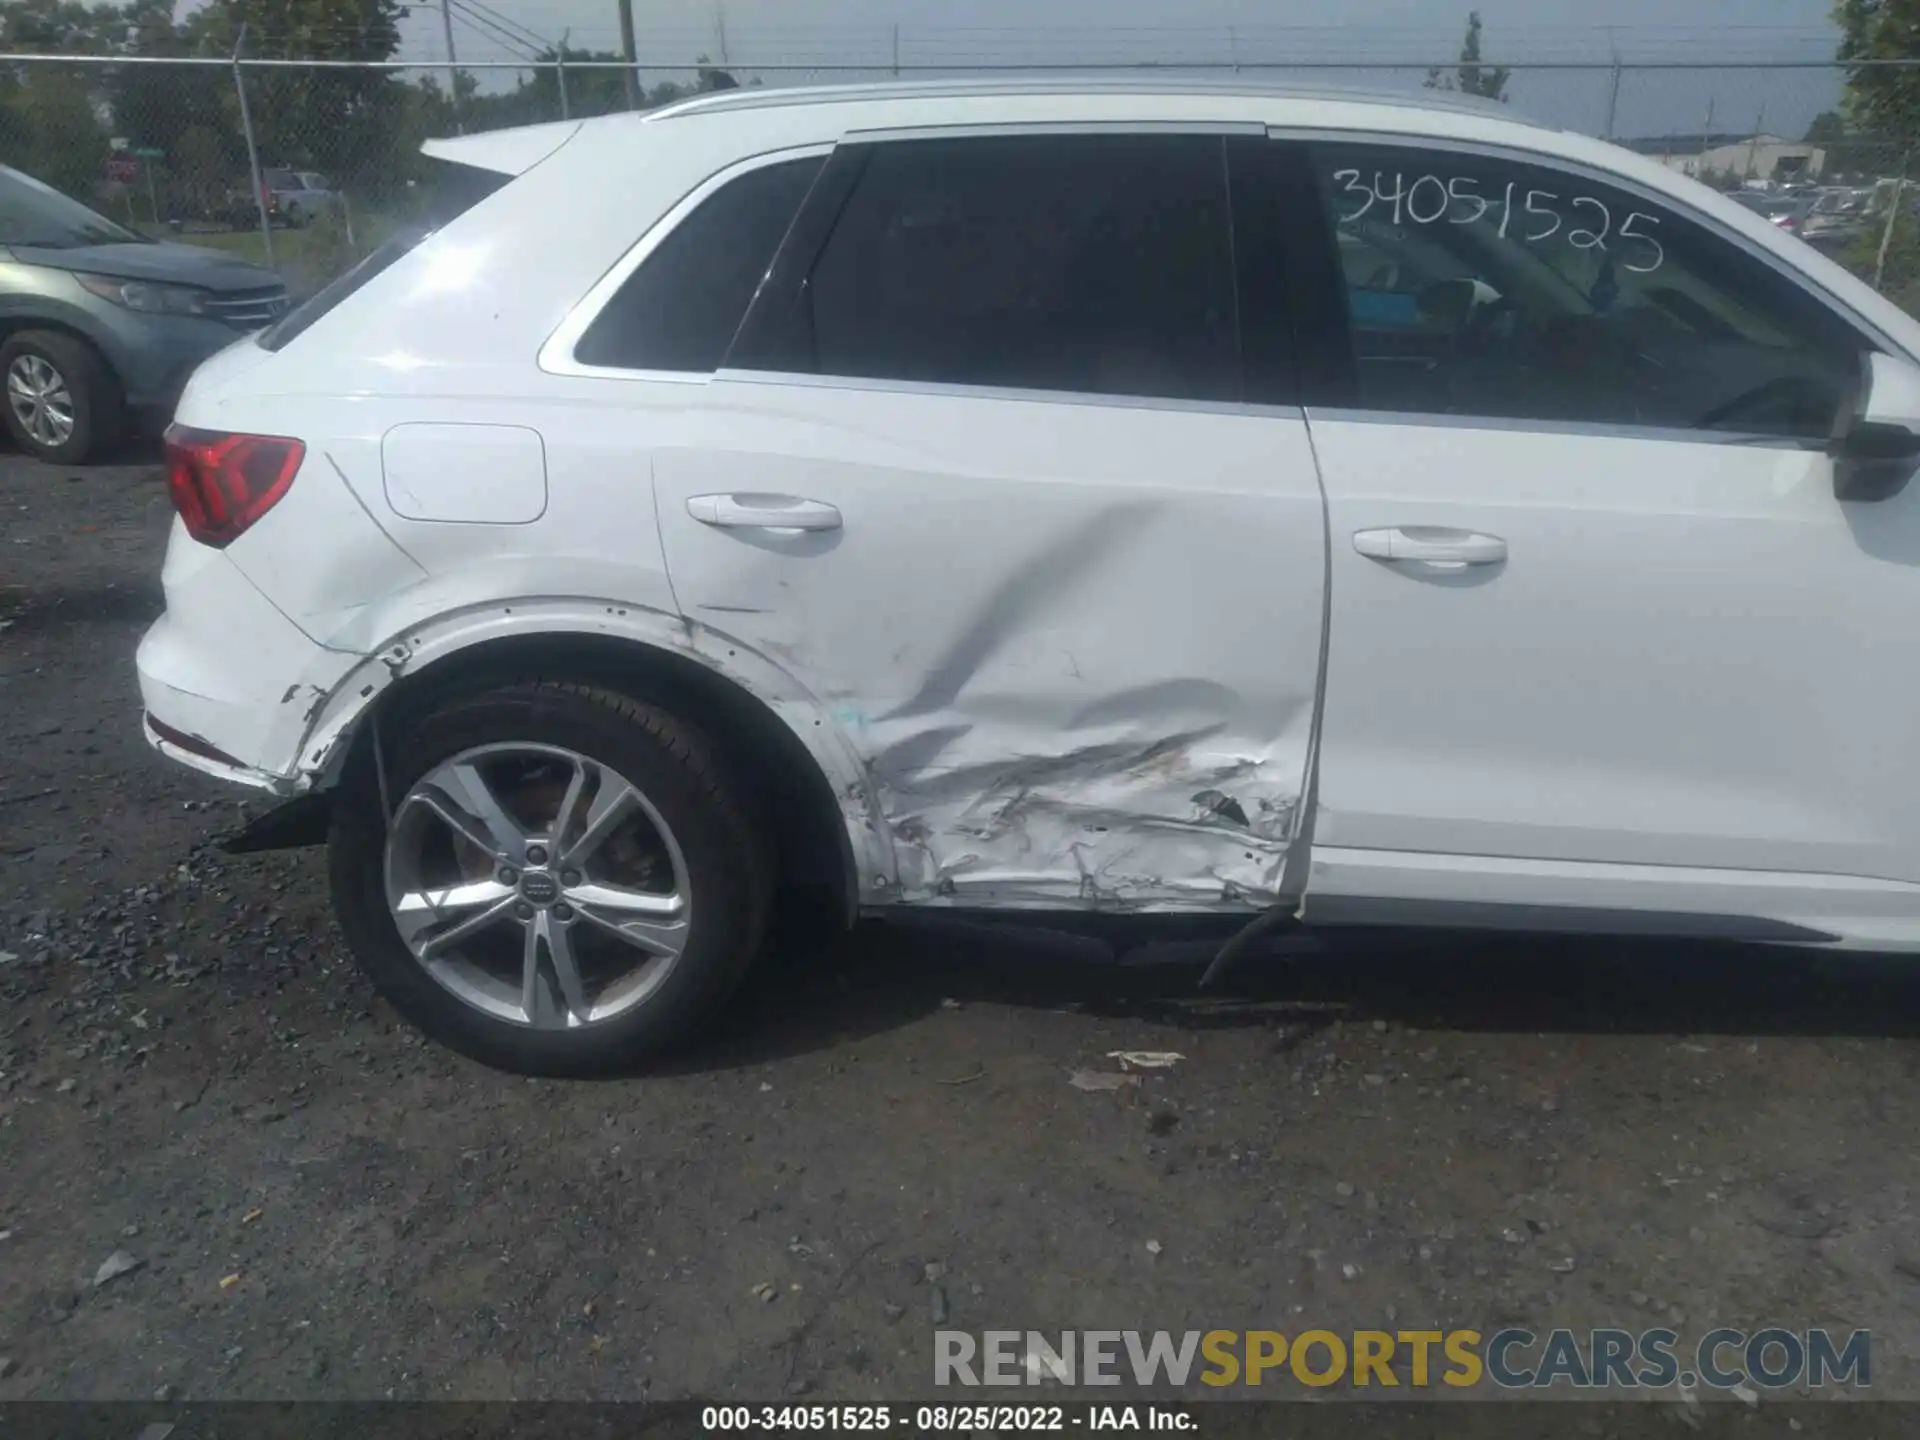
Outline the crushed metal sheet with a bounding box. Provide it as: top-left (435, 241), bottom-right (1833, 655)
top-left (668, 471), bottom-right (1324, 912)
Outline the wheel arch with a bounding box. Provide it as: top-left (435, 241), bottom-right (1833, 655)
top-left (0, 314), bottom-right (126, 396)
top-left (324, 625), bottom-right (877, 928)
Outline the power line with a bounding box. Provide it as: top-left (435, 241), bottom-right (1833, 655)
top-left (454, 0), bottom-right (552, 54)
top-left (447, 2), bottom-right (541, 62)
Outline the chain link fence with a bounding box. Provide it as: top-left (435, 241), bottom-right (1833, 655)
top-left (4, 51), bottom-right (1920, 306)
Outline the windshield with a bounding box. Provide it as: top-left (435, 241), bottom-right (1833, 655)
top-left (0, 164), bottom-right (141, 249)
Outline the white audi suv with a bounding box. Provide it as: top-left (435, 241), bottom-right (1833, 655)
top-left (138, 78), bottom-right (1920, 1074)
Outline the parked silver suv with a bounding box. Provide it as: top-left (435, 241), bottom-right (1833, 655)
top-left (0, 163), bottom-right (290, 463)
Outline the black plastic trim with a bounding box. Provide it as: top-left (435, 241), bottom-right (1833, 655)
top-left (217, 793), bottom-right (333, 854)
top-left (1301, 895), bottom-right (1838, 944)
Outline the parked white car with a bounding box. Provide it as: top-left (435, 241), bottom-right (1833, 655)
top-left (138, 78), bottom-right (1920, 1075)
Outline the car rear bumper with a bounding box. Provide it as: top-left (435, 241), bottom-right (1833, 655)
top-left (141, 712), bottom-right (289, 792)
top-left (136, 521), bottom-right (357, 794)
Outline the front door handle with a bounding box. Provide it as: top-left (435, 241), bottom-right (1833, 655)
top-left (686, 493), bottom-right (843, 532)
top-left (1353, 527), bottom-right (1507, 566)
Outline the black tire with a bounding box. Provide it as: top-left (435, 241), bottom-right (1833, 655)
top-left (329, 679), bottom-right (774, 1077)
top-left (0, 330), bottom-right (122, 465)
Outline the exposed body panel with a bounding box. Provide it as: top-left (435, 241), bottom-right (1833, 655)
top-left (652, 376), bottom-right (1329, 909)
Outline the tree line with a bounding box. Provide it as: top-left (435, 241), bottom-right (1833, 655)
top-left (5, 0), bottom-right (1920, 238)
top-left (0, 0), bottom-right (739, 219)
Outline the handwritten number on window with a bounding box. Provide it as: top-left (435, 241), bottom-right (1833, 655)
top-left (1619, 212), bottom-right (1665, 273)
top-left (1524, 190), bottom-right (1563, 242)
top-left (1333, 169), bottom-right (1375, 223)
top-left (1447, 176), bottom-right (1489, 224)
top-left (1373, 171), bottom-right (1407, 225)
top-left (1568, 196), bottom-right (1611, 250)
top-left (1406, 174), bottom-right (1450, 225)
top-left (1329, 163), bottom-right (1666, 273)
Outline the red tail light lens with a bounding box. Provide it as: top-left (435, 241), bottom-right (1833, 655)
top-left (164, 425), bottom-right (305, 549)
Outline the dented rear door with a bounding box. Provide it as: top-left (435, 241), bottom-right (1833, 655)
top-left (654, 129), bottom-right (1329, 911)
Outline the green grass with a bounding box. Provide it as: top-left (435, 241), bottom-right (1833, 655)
top-left (150, 212), bottom-right (408, 299)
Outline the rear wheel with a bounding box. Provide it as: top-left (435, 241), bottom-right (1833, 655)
top-left (0, 330), bottom-right (122, 465)
top-left (329, 680), bottom-right (773, 1076)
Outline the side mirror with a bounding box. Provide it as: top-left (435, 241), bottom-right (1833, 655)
top-left (1831, 352), bottom-right (1920, 503)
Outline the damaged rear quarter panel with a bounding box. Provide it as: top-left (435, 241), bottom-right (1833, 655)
top-left (288, 593), bottom-right (896, 893)
top-left (656, 379), bottom-right (1331, 912)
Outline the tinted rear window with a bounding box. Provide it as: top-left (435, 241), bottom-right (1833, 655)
top-left (573, 156), bottom-right (823, 372)
top-left (731, 134), bottom-right (1242, 403)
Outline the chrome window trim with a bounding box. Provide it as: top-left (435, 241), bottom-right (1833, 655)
top-left (1267, 124), bottom-right (1909, 363)
top-left (713, 366), bottom-right (1303, 421)
top-left (1306, 406), bottom-right (1824, 451)
top-left (537, 141), bottom-right (835, 383)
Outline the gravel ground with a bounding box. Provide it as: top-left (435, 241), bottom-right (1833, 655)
top-left (5, 448), bottom-right (1920, 1408)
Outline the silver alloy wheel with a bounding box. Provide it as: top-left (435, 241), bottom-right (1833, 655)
top-left (6, 353), bottom-right (74, 449)
top-left (383, 742), bottom-right (693, 1029)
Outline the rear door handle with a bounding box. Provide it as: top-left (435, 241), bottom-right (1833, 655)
top-left (686, 493), bottom-right (843, 532)
top-left (1352, 527), bottom-right (1507, 566)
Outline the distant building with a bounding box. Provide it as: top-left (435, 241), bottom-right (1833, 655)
top-left (1619, 133), bottom-right (1826, 184)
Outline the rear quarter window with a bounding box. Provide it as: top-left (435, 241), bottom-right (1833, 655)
top-left (572, 155), bottom-right (825, 373)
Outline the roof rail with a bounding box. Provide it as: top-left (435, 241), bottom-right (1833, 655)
top-left (642, 73), bottom-right (1547, 128)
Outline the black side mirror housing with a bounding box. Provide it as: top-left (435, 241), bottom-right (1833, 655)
top-left (1831, 352), bottom-right (1920, 503)
top-left (1830, 420), bottom-right (1920, 503)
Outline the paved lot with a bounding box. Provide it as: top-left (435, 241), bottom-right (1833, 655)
top-left (5, 448), bottom-right (1920, 1405)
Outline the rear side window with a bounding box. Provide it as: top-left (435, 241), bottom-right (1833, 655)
top-left (745, 134), bottom-right (1240, 403)
top-left (574, 156), bottom-right (823, 372)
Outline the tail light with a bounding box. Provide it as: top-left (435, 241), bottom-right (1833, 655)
top-left (164, 425), bottom-right (305, 548)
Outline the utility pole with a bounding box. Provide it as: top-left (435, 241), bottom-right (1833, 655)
top-left (439, 0), bottom-right (463, 133)
top-left (617, 0), bottom-right (638, 110)
top-left (715, 0), bottom-right (729, 65)
top-left (1874, 146), bottom-right (1911, 292)
top-left (1747, 102), bottom-right (1767, 182)
top-left (1603, 26), bottom-right (1621, 141)
top-left (231, 24), bottom-right (274, 269)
